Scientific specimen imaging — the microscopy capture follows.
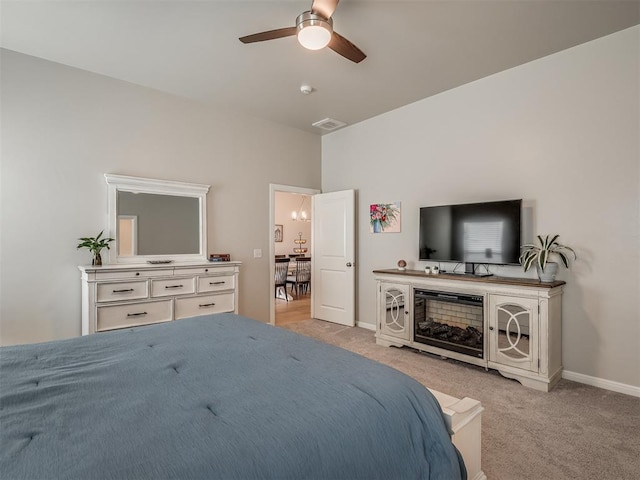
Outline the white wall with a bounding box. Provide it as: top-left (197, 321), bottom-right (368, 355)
top-left (322, 27), bottom-right (639, 389)
top-left (0, 49), bottom-right (321, 345)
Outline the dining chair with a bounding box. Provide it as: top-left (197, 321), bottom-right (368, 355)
top-left (286, 257), bottom-right (311, 299)
top-left (274, 258), bottom-right (290, 301)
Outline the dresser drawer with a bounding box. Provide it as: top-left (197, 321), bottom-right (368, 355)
top-left (175, 293), bottom-right (235, 320)
top-left (151, 277), bottom-right (196, 297)
top-left (96, 269), bottom-right (173, 280)
top-left (96, 280), bottom-right (148, 302)
top-left (97, 300), bottom-right (172, 332)
top-left (178, 266), bottom-right (237, 276)
top-left (197, 275), bottom-right (235, 293)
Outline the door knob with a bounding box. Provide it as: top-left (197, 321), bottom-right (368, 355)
top-left (346, 262), bottom-right (353, 267)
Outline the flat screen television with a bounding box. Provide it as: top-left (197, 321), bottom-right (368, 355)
top-left (419, 199), bottom-right (522, 276)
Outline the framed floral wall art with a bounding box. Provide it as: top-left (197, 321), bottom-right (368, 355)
top-left (370, 202), bottom-right (401, 233)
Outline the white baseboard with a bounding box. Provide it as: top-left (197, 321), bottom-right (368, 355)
top-left (356, 322), bottom-right (376, 332)
top-left (562, 370), bottom-right (640, 398)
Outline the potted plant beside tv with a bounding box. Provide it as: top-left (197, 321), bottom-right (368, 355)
top-left (77, 230), bottom-right (114, 266)
top-left (519, 234), bottom-right (576, 282)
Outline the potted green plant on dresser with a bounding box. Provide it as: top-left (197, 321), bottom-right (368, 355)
top-left (77, 230), bottom-right (114, 266)
top-left (520, 234), bottom-right (576, 282)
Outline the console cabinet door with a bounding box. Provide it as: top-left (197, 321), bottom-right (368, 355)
top-left (379, 283), bottom-right (411, 341)
top-left (488, 295), bottom-right (539, 372)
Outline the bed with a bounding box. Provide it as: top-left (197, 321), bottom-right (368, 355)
top-left (1, 313), bottom-right (483, 479)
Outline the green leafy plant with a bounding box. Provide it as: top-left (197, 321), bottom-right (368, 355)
top-left (77, 230), bottom-right (114, 265)
top-left (519, 234), bottom-right (576, 272)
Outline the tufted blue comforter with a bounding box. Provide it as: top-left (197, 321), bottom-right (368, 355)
top-left (1, 314), bottom-right (465, 479)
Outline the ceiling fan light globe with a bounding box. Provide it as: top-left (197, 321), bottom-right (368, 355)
top-left (298, 25), bottom-right (332, 50)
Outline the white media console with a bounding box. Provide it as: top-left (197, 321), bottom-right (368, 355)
top-left (374, 269), bottom-right (565, 392)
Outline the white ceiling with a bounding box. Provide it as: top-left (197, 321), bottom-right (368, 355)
top-left (2, 1), bottom-right (638, 135)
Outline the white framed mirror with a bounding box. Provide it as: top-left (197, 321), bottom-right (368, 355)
top-left (105, 174), bottom-right (210, 264)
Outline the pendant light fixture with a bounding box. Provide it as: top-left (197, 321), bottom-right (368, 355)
top-left (291, 196), bottom-right (311, 222)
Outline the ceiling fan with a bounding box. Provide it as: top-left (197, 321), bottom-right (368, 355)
top-left (239, 0), bottom-right (366, 63)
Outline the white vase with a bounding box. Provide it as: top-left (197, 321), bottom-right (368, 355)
top-left (536, 262), bottom-right (558, 282)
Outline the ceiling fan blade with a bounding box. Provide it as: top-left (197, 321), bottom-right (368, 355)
top-left (311, 0), bottom-right (340, 19)
top-left (239, 27), bottom-right (297, 44)
top-left (328, 32), bottom-right (366, 63)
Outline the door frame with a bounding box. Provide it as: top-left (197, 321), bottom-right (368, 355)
top-left (269, 184), bottom-right (320, 325)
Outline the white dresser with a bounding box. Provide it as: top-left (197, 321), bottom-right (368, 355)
top-left (79, 261), bottom-right (240, 335)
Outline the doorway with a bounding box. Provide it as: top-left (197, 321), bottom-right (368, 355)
top-left (269, 184), bottom-right (320, 326)
top-left (117, 215), bottom-right (138, 256)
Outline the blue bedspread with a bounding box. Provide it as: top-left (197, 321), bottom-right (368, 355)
top-left (1, 314), bottom-right (465, 479)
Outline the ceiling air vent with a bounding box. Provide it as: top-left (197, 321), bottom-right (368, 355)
top-left (312, 118), bottom-right (347, 131)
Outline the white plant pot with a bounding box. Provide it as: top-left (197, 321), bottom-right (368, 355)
top-left (536, 262), bottom-right (559, 282)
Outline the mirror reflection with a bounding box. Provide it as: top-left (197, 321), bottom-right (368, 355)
top-left (117, 191), bottom-right (200, 256)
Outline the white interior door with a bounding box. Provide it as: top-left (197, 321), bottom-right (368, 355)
top-left (312, 190), bottom-right (355, 326)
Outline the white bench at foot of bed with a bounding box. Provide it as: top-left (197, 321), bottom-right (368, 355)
top-left (429, 389), bottom-right (486, 480)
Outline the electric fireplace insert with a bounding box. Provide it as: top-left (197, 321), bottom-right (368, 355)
top-left (414, 289), bottom-right (484, 359)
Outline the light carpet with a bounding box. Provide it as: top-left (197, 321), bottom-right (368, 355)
top-left (279, 319), bottom-right (640, 480)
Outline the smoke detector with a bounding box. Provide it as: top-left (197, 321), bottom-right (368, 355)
top-left (300, 85), bottom-right (313, 95)
top-left (312, 118), bottom-right (347, 131)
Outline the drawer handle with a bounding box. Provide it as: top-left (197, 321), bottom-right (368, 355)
top-left (210, 281), bottom-right (226, 285)
top-left (165, 285), bottom-right (184, 289)
top-left (127, 311), bottom-right (148, 317)
top-left (112, 288), bottom-right (135, 293)
top-left (199, 303), bottom-right (216, 308)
